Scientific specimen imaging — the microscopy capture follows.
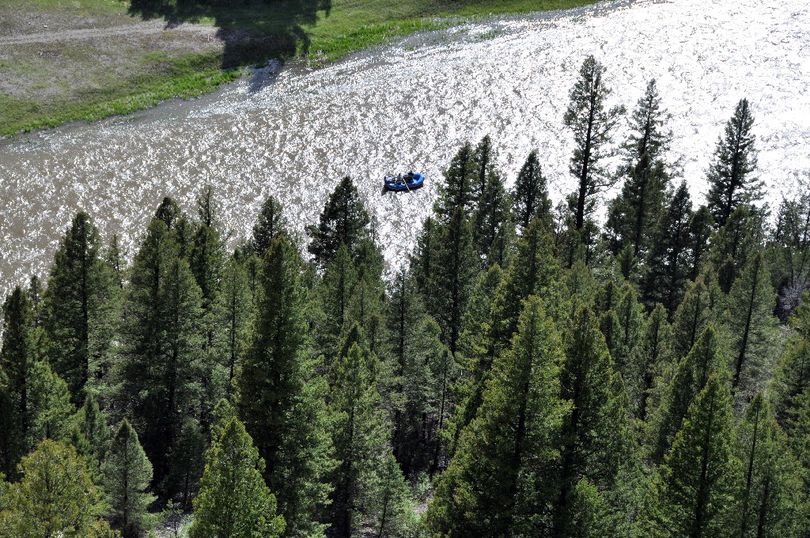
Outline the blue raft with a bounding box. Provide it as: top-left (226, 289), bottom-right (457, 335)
top-left (384, 171), bottom-right (425, 192)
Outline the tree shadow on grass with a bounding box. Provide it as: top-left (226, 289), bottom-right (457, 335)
top-left (128, 0), bottom-right (332, 90)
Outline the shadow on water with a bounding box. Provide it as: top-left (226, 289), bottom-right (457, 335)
top-left (127, 0), bottom-right (332, 91)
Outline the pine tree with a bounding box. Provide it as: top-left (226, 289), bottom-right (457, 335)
top-left (363, 452), bottom-right (416, 538)
top-left (0, 440), bottom-right (111, 538)
top-left (307, 176), bottom-right (371, 267)
top-left (768, 193), bottom-right (810, 319)
top-left (44, 212), bottom-right (119, 403)
top-left (612, 282), bottom-right (645, 390)
top-left (670, 276), bottom-right (715, 360)
top-left (27, 275), bottom-right (43, 327)
top-left (115, 216), bottom-right (204, 496)
top-left (726, 252), bottom-right (777, 396)
top-left (73, 393), bottom-right (111, 469)
top-left (219, 256), bottom-right (252, 395)
top-left (27, 360), bottom-right (75, 445)
top-left (427, 296), bottom-right (567, 536)
top-left (552, 307), bottom-right (630, 538)
top-left (329, 343), bottom-right (391, 538)
top-left (251, 195), bottom-right (286, 255)
top-left (103, 419), bottom-right (155, 538)
top-left (642, 181), bottom-right (693, 313)
top-left (491, 216), bottom-right (561, 348)
top-left (513, 150), bottom-right (552, 232)
top-left (710, 205), bottom-right (765, 293)
top-left (472, 164), bottom-right (513, 267)
top-left (106, 233), bottom-right (125, 288)
top-left (190, 187), bottom-right (227, 432)
top-left (688, 205), bottom-right (714, 279)
top-left (431, 208), bottom-right (477, 354)
top-left (436, 142), bottom-right (477, 219)
top-left (189, 417), bottom-right (285, 538)
top-left (606, 79), bottom-right (671, 257)
top-left (314, 244), bottom-right (357, 358)
top-left (638, 304), bottom-right (671, 420)
top-left (564, 55), bottom-right (625, 232)
top-left (237, 234), bottom-right (333, 535)
top-left (444, 265), bottom-right (504, 458)
top-left (345, 238), bottom-right (388, 356)
top-left (0, 287), bottom-right (40, 477)
top-left (652, 325), bottom-right (725, 462)
top-left (772, 337), bottom-right (810, 431)
top-left (706, 98), bottom-right (761, 227)
top-left (401, 318), bottom-right (455, 477)
top-left (656, 375), bottom-right (738, 538)
top-left (734, 394), bottom-right (804, 538)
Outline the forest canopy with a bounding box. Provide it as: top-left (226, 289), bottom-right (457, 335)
top-left (1, 56), bottom-right (809, 537)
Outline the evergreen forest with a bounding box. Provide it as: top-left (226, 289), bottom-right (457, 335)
top-left (1, 56), bottom-right (809, 537)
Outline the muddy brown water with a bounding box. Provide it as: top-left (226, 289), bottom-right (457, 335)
top-left (1, 0), bottom-right (809, 297)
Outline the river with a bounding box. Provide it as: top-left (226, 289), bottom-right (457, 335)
top-left (1, 0), bottom-right (808, 296)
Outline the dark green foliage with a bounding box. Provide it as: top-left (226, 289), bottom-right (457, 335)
top-left (612, 283), bottom-right (645, 389)
top-left (710, 205), bottom-right (765, 293)
top-left (688, 205), bottom-right (714, 279)
top-left (642, 181), bottom-right (693, 313)
top-left (444, 264), bottom-right (503, 459)
top-left (436, 142), bottom-right (477, 219)
top-left (669, 276), bottom-right (716, 360)
top-left (652, 325), bottom-right (725, 462)
top-left (189, 417), bottom-right (285, 538)
top-left (552, 307), bottom-right (630, 537)
top-left (769, 193), bottom-right (810, 319)
top-left (427, 297), bottom-right (566, 536)
top-left (471, 136), bottom-right (513, 266)
top-left (638, 304), bottom-right (671, 420)
top-left (513, 150), bottom-right (552, 232)
top-left (73, 393), bottom-right (111, 469)
top-left (606, 79), bottom-right (671, 257)
top-left (237, 234), bottom-right (333, 536)
top-left (251, 195), bottom-right (286, 255)
top-left (0, 287), bottom-right (40, 477)
top-left (429, 208), bottom-right (477, 354)
top-left (329, 343), bottom-right (391, 538)
top-left (725, 252), bottom-right (778, 396)
top-left (491, 217), bottom-right (561, 348)
top-left (27, 360), bottom-right (75, 445)
top-left (734, 394), bottom-right (804, 538)
top-left (115, 216), bottom-right (204, 497)
top-left (363, 452), bottom-right (416, 537)
top-left (219, 256), bottom-right (252, 395)
top-left (307, 176), bottom-right (371, 267)
top-left (564, 55), bottom-right (625, 232)
top-left (656, 375), bottom-right (738, 538)
top-left (104, 419), bottom-right (155, 538)
top-left (706, 98), bottom-right (761, 227)
top-left (44, 211), bottom-right (119, 403)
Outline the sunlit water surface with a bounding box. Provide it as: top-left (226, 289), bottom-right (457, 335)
top-left (1, 0), bottom-right (809, 296)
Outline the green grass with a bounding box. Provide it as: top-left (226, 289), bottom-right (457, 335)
top-left (1, 52), bottom-right (237, 134)
top-left (1, 0), bottom-right (596, 136)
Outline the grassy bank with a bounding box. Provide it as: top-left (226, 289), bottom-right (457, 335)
top-left (1, 0), bottom-right (596, 137)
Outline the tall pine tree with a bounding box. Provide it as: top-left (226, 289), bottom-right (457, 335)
top-left (44, 211), bottom-right (119, 403)
top-left (606, 79), bottom-right (671, 257)
top-left (564, 55), bottom-right (624, 232)
top-left (706, 98), bottom-right (761, 227)
top-left (237, 234), bottom-right (333, 536)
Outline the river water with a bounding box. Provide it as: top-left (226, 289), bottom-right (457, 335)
top-left (1, 0), bottom-right (808, 296)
